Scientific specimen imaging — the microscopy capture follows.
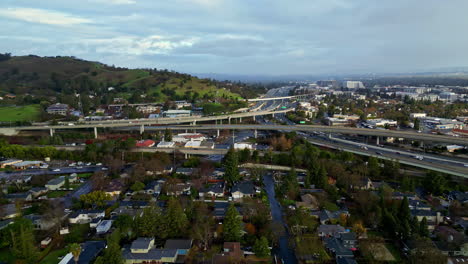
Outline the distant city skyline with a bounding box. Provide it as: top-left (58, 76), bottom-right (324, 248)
top-left (1, 0), bottom-right (468, 75)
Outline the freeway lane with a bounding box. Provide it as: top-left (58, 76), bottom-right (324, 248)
top-left (114, 124), bottom-right (468, 145)
top-left (303, 135), bottom-right (468, 178)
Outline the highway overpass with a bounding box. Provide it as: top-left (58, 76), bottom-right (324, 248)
top-left (126, 124), bottom-right (467, 145)
top-left (2, 123), bottom-right (467, 145)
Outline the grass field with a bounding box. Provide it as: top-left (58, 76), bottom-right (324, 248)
top-left (40, 248), bottom-right (68, 264)
top-left (0, 104), bottom-right (40, 122)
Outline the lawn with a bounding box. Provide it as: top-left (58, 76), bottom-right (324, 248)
top-left (361, 240), bottom-right (396, 262)
top-left (0, 104), bottom-right (41, 122)
top-left (40, 248), bottom-right (68, 264)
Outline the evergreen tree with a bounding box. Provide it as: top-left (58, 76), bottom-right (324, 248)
top-left (368, 156), bottom-right (380, 178)
top-left (166, 199), bottom-right (188, 238)
top-left (253, 236), bottom-right (270, 258)
top-left (419, 217), bottom-right (430, 237)
top-left (223, 204), bottom-right (242, 242)
top-left (95, 229), bottom-right (123, 264)
top-left (10, 224), bottom-right (38, 264)
top-left (223, 147), bottom-right (239, 186)
top-left (414, 118), bottom-right (420, 131)
top-left (164, 128), bottom-right (173, 142)
top-left (398, 197), bottom-right (411, 222)
top-left (411, 216), bottom-right (420, 237)
top-left (64, 175), bottom-right (70, 190)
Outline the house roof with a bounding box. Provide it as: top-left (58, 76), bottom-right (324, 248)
top-left (5, 192), bottom-right (31, 199)
top-left (46, 176), bottom-right (65, 186)
top-left (336, 257), bottom-right (358, 264)
top-left (64, 241), bottom-right (106, 264)
top-left (318, 225), bottom-right (346, 235)
top-left (202, 182), bottom-right (224, 194)
top-left (411, 209), bottom-right (437, 217)
top-left (231, 181), bottom-right (255, 195)
top-left (324, 237), bottom-right (354, 257)
top-left (123, 248), bottom-right (177, 260)
top-left (131, 238), bottom-right (154, 250)
top-left (164, 239), bottom-right (193, 250)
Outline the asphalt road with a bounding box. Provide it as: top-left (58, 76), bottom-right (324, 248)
top-left (0, 165), bottom-right (104, 180)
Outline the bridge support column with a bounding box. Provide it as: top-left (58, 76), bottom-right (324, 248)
top-left (253, 116), bottom-right (256, 122)
top-left (228, 117), bottom-right (231, 124)
top-left (185, 153), bottom-right (188, 159)
top-left (239, 117), bottom-right (242, 123)
top-left (94, 127), bottom-right (98, 139)
top-left (254, 129), bottom-right (257, 139)
top-left (192, 120), bottom-right (196, 126)
top-left (49, 128), bottom-right (54, 137)
top-left (376, 136), bottom-right (379, 145)
top-left (217, 130), bottom-right (220, 137)
top-left (140, 125), bottom-right (144, 135)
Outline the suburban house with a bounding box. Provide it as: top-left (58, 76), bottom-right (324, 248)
top-left (164, 239), bottom-right (193, 256)
top-left (123, 237), bottom-right (178, 264)
top-left (144, 180), bottom-right (165, 196)
top-left (213, 202), bottom-right (230, 219)
top-left (165, 183), bottom-right (191, 196)
top-left (312, 209), bottom-right (350, 225)
top-left (231, 181), bottom-right (255, 200)
top-left (5, 192), bottom-right (32, 202)
top-left (104, 179), bottom-right (125, 197)
top-left (212, 242), bottom-right (244, 264)
top-left (0, 204), bottom-right (20, 220)
top-left (69, 210), bottom-right (105, 224)
top-left (45, 177), bottom-right (65, 190)
top-left (46, 103), bottom-right (70, 115)
top-left (318, 225), bottom-right (347, 237)
top-left (59, 241), bottom-right (106, 264)
top-left (410, 210), bottom-right (443, 230)
top-left (96, 220), bottom-right (113, 234)
top-left (199, 182), bottom-right (225, 198)
top-left (29, 187), bottom-right (48, 198)
top-left (24, 214), bottom-right (57, 230)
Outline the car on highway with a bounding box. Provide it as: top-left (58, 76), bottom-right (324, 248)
top-left (414, 155), bottom-right (424, 160)
top-left (464, 164), bottom-right (468, 167)
top-left (395, 152), bottom-right (401, 155)
top-left (375, 151), bottom-right (383, 155)
top-left (52, 169), bottom-right (61, 172)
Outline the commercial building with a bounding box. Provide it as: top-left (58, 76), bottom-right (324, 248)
top-left (157, 141), bottom-right (175, 148)
top-left (0, 159), bottom-right (22, 168)
top-left (136, 105), bottom-right (160, 114)
top-left (12, 161), bottom-right (43, 170)
top-left (366, 119), bottom-right (398, 127)
top-left (343, 81), bottom-right (365, 89)
top-left (233, 143), bottom-right (254, 150)
top-left (136, 139), bottom-right (155, 147)
top-left (46, 103), bottom-right (70, 116)
top-left (410, 113), bottom-right (427, 119)
top-left (163, 110), bottom-right (191, 118)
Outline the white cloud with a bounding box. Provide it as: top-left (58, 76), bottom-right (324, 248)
top-left (83, 35), bottom-right (197, 55)
top-left (0, 7), bottom-right (91, 26)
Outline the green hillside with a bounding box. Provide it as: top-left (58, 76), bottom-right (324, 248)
top-left (0, 54), bottom-right (264, 116)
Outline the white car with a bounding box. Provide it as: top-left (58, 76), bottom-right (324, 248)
top-left (53, 169), bottom-right (61, 172)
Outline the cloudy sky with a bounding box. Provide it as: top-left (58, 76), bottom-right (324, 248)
top-left (1, 0), bottom-right (468, 75)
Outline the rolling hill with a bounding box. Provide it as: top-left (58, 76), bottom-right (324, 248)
top-left (0, 54), bottom-right (264, 111)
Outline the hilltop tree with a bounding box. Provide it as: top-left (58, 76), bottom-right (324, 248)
top-left (223, 204), bottom-right (242, 242)
top-left (130, 181), bottom-right (145, 192)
